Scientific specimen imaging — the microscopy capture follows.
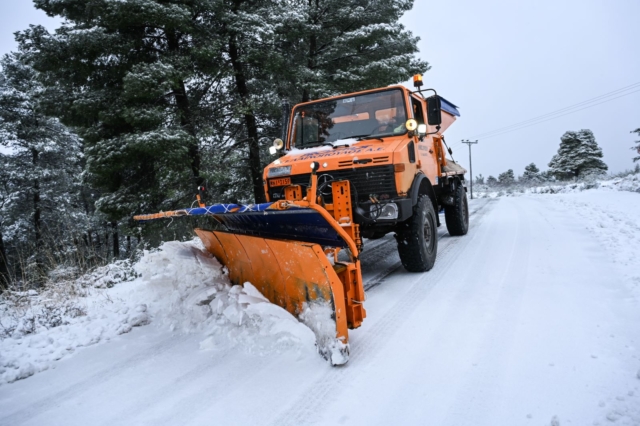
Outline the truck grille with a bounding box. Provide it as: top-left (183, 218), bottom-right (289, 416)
top-left (268, 165), bottom-right (397, 202)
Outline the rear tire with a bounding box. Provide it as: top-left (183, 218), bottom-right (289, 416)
top-left (396, 195), bottom-right (438, 272)
top-left (444, 184), bottom-right (469, 236)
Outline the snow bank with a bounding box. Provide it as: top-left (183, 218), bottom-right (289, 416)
top-left (476, 172), bottom-right (640, 198)
top-left (0, 240), bottom-right (317, 385)
top-left (551, 191), bottom-right (640, 300)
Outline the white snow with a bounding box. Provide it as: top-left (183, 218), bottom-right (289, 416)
top-left (1, 174), bottom-right (640, 426)
top-left (0, 240), bottom-right (317, 385)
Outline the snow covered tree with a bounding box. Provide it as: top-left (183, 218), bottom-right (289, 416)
top-left (18, 0), bottom-right (428, 216)
top-left (632, 128), bottom-right (640, 163)
top-left (486, 175), bottom-right (498, 186)
top-left (475, 174), bottom-right (485, 185)
top-left (19, 0), bottom-right (427, 208)
top-left (523, 163), bottom-right (539, 176)
top-left (548, 129), bottom-right (608, 179)
top-left (266, 0), bottom-right (429, 102)
top-left (521, 163), bottom-right (544, 183)
top-left (0, 54), bottom-right (86, 282)
top-left (498, 169), bottom-right (515, 186)
top-left (17, 1), bottom-right (232, 222)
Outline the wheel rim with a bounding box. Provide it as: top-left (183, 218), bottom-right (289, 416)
top-left (423, 212), bottom-right (434, 253)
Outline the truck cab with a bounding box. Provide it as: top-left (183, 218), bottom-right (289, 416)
top-left (264, 79), bottom-right (468, 257)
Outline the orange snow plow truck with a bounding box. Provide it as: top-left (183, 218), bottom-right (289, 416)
top-left (134, 75), bottom-right (468, 364)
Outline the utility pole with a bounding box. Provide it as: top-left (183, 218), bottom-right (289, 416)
top-left (461, 140), bottom-right (478, 199)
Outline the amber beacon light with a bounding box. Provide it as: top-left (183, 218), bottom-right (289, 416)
top-left (413, 74), bottom-right (423, 88)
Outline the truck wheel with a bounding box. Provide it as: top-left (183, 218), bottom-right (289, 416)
top-left (396, 195), bottom-right (438, 272)
top-left (444, 184), bottom-right (469, 236)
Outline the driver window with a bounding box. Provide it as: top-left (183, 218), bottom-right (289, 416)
top-left (412, 97), bottom-right (425, 125)
top-left (293, 115), bottom-right (319, 145)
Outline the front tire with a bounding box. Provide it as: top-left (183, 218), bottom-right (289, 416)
top-left (396, 195), bottom-right (438, 272)
top-left (444, 184), bottom-right (469, 236)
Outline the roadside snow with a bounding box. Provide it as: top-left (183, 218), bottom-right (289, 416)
top-left (0, 240), bottom-right (317, 385)
top-left (475, 173), bottom-right (640, 300)
top-left (552, 191), bottom-right (640, 300)
top-left (477, 172), bottom-right (640, 198)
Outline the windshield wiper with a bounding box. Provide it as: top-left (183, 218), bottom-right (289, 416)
top-left (352, 134), bottom-right (384, 142)
top-left (302, 141), bottom-right (335, 148)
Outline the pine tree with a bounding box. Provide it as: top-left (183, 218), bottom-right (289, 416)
top-left (632, 128), bottom-right (640, 163)
top-left (0, 54), bottom-right (85, 281)
top-left (548, 129), bottom-right (608, 179)
top-left (269, 0), bottom-right (429, 102)
top-left (486, 175), bottom-right (497, 186)
top-left (475, 174), bottom-right (485, 185)
top-left (19, 0), bottom-right (429, 214)
top-left (521, 163), bottom-right (544, 183)
top-left (17, 1), bottom-right (231, 221)
top-left (498, 169), bottom-right (515, 186)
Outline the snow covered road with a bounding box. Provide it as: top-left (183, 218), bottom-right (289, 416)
top-left (1, 193), bottom-right (639, 426)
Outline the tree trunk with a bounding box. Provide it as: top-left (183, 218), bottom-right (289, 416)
top-left (301, 0), bottom-right (319, 103)
top-left (104, 228), bottom-right (109, 260)
top-left (111, 221), bottom-right (119, 259)
top-left (228, 34), bottom-right (265, 203)
top-left (302, 34), bottom-right (317, 103)
top-left (0, 228), bottom-right (9, 290)
top-left (31, 147), bottom-right (43, 279)
top-left (166, 29), bottom-right (203, 188)
top-left (31, 148), bottom-right (41, 248)
top-left (225, 0), bottom-right (265, 203)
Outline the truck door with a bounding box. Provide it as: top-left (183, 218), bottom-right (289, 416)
top-left (411, 95), bottom-right (438, 183)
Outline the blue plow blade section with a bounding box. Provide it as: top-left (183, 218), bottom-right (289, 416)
top-left (138, 202), bottom-right (349, 248)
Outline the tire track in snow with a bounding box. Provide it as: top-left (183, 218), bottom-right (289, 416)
top-left (118, 352), bottom-right (269, 426)
top-left (270, 199), bottom-right (496, 426)
top-left (363, 199), bottom-right (493, 291)
top-left (440, 197), bottom-right (532, 425)
top-left (1, 333), bottom-right (191, 426)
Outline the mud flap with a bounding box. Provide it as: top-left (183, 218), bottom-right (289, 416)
top-left (195, 229), bottom-right (350, 364)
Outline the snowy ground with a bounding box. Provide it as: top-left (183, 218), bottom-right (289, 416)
top-left (1, 176), bottom-right (639, 426)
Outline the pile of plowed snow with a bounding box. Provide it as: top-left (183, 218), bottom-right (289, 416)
top-left (0, 240), bottom-right (317, 385)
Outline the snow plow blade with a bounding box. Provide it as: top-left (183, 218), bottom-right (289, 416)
top-left (134, 178), bottom-right (365, 365)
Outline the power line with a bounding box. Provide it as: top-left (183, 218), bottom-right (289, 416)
top-left (469, 82), bottom-right (640, 140)
top-left (471, 82), bottom-right (640, 139)
top-left (471, 88), bottom-right (640, 140)
top-left (472, 81), bottom-right (640, 138)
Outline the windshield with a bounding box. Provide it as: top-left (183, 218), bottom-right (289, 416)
top-left (289, 89), bottom-right (408, 148)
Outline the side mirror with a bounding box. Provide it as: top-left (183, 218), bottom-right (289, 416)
top-left (426, 95), bottom-right (442, 126)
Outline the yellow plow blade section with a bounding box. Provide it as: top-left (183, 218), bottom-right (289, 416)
top-left (195, 229), bottom-right (349, 350)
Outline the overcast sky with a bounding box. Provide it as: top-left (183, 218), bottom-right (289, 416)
top-left (401, 0), bottom-right (640, 178)
top-left (1, 1), bottom-right (639, 177)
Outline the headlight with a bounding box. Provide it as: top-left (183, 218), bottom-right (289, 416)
top-left (267, 166), bottom-right (291, 177)
top-left (372, 203), bottom-right (398, 220)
